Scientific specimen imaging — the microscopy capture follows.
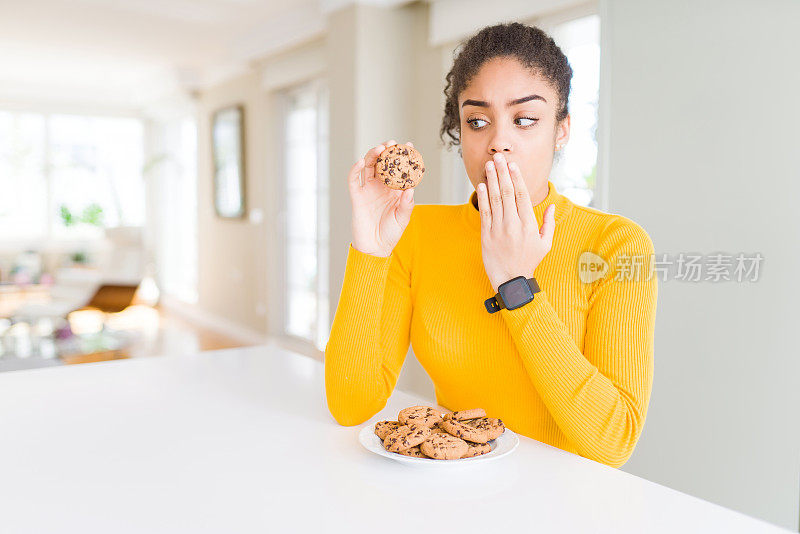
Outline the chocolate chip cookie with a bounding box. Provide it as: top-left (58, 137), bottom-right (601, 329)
top-left (398, 406), bottom-right (442, 428)
top-left (383, 424), bottom-right (432, 453)
top-left (443, 408), bottom-right (486, 421)
top-left (398, 445), bottom-right (428, 458)
top-left (375, 144), bottom-right (425, 190)
top-left (374, 420), bottom-right (402, 440)
top-left (441, 416), bottom-right (504, 444)
top-left (462, 441), bottom-right (492, 458)
top-left (420, 433), bottom-right (469, 460)
top-left (464, 417), bottom-right (506, 441)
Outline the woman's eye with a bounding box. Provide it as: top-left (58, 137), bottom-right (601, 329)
top-left (515, 117), bottom-right (538, 127)
top-left (467, 118), bottom-right (488, 129)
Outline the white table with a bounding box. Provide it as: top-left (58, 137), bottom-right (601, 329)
top-left (0, 344), bottom-right (790, 533)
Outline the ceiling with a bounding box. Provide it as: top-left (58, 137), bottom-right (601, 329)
top-left (0, 0), bottom-right (329, 110)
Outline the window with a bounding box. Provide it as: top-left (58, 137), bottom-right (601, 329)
top-left (0, 112), bottom-right (46, 240)
top-left (280, 80), bottom-right (329, 351)
top-left (155, 117), bottom-right (198, 304)
top-left (0, 110), bottom-right (145, 242)
top-left (548, 14), bottom-right (601, 207)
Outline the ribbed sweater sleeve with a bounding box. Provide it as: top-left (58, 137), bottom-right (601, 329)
top-left (324, 218), bottom-right (416, 426)
top-left (499, 219), bottom-right (658, 468)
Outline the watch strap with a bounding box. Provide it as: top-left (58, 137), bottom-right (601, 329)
top-left (528, 277), bottom-right (540, 294)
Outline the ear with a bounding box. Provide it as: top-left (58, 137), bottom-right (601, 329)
top-left (555, 113), bottom-right (571, 146)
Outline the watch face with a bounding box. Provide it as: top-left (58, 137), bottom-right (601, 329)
top-left (499, 277), bottom-right (534, 310)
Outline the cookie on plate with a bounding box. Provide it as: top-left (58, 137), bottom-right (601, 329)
top-left (375, 144), bottom-right (425, 190)
top-left (383, 424), bottom-right (432, 453)
top-left (462, 441), bottom-right (492, 458)
top-left (443, 408), bottom-right (486, 421)
top-left (420, 433), bottom-right (469, 460)
top-left (440, 417), bottom-right (483, 442)
top-left (398, 406), bottom-right (442, 428)
top-left (398, 445), bottom-right (428, 458)
top-left (374, 420), bottom-right (402, 441)
top-left (464, 417), bottom-right (505, 441)
top-left (441, 416), bottom-right (503, 444)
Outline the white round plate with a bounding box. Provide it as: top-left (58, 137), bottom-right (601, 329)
top-left (358, 424), bottom-right (519, 467)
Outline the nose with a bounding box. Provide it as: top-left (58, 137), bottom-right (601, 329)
top-left (488, 125), bottom-right (513, 154)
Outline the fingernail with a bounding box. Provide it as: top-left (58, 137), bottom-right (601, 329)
top-left (478, 183), bottom-right (485, 192)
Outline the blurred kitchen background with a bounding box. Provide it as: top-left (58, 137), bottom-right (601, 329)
top-left (0, 0), bottom-right (798, 531)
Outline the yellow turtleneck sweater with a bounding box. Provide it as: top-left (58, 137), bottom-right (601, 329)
top-left (324, 180), bottom-right (658, 468)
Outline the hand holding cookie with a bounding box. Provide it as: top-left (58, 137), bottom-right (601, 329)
top-left (347, 140), bottom-right (424, 258)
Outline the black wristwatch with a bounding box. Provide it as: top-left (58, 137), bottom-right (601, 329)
top-left (484, 276), bottom-right (541, 313)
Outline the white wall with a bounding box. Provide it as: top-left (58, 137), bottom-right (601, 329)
top-left (602, 0), bottom-right (800, 530)
top-left (195, 70), bottom-right (270, 336)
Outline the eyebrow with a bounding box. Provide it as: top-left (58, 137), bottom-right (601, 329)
top-left (461, 94), bottom-right (547, 108)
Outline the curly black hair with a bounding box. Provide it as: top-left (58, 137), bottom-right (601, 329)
top-left (440, 22), bottom-right (573, 149)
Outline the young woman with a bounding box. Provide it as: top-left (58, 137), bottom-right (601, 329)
top-left (324, 22), bottom-right (657, 468)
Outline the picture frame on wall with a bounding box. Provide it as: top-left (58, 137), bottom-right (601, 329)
top-left (212, 104), bottom-right (246, 219)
